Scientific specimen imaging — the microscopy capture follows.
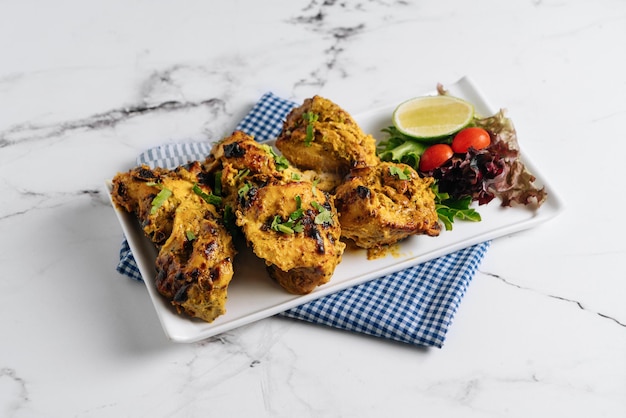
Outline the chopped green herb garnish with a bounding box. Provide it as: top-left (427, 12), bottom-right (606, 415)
top-left (271, 216), bottom-right (293, 234)
top-left (311, 178), bottom-right (320, 194)
top-left (185, 230), bottom-right (196, 241)
top-left (389, 166), bottom-right (411, 180)
top-left (192, 183), bottom-right (222, 206)
top-left (290, 195), bottom-right (304, 220)
top-left (291, 172), bottom-right (301, 181)
top-left (274, 156), bottom-right (289, 171)
top-left (150, 188), bottom-right (172, 214)
top-left (270, 215), bottom-right (304, 234)
top-left (302, 112), bottom-right (319, 146)
top-left (235, 168), bottom-right (250, 180)
top-left (261, 144), bottom-right (290, 171)
top-left (312, 201), bottom-right (333, 225)
top-left (276, 224), bottom-right (294, 234)
top-left (238, 182), bottom-right (251, 199)
top-left (271, 195), bottom-right (306, 234)
top-left (315, 210), bottom-right (333, 225)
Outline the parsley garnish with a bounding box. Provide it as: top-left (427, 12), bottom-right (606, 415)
top-left (238, 182), bottom-right (251, 199)
top-left (271, 216), bottom-right (300, 234)
top-left (270, 215), bottom-right (305, 234)
top-left (235, 168), bottom-right (250, 180)
top-left (311, 179), bottom-right (320, 194)
top-left (389, 166), bottom-right (411, 180)
top-left (150, 187), bottom-right (172, 215)
top-left (270, 195), bottom-right (305, 234)
top-left (185, 230), bottom-right (196, 241)
top-left (311, 201), bottom-right (333, 225)
top-left (192, 183), bottom-right (222, 206)
top-left (290, 195), bottom-right (304, 220)
top-left (261, 144), bottom-right (290, 171)
top-left (302, 111), bottom-right (319, 146)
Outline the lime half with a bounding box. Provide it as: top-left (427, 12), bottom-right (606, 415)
top-left (392, 95), bottom-right (474, 142)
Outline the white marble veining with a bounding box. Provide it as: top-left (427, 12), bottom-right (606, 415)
top-left (1, 0), bottom-right (625, 416)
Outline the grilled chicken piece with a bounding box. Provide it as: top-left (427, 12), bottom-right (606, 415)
top-left (204, 130), bottom-right (345, 294)
top-left (205, 130), bottom-right (280, 178)
top-left (110, 162), bottom-right (236, 323)
top-left (155, 198), bottom-right (234, 323)
top-left (205, 130), bottom-right (340, 196)
top-left (204, 130), bottom-right (288, 209)
top-left (334, 162), bottom-right (440, 248)
top-left (275, 95), bottom-right (379, 182)
top-left (236, 177), bottom-right (345, 295)
top-left (110, 165), bottom-right (176, 246)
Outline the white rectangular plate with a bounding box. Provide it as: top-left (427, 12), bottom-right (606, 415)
top-left (107, 76), bottom-right (564, 343)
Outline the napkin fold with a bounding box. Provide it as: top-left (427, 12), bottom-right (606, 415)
top-left (116, 92), bottom-right (490, 348)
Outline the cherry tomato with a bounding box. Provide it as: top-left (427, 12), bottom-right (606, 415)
top-left (451, 127), bottom-right (491, 153)
top-left (419, 143), bottom-right (453, 172)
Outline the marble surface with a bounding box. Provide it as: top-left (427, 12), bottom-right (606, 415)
top-left (1, 0), bottom-right (625, 416)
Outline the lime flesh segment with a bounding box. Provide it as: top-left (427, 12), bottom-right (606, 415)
top-left (392, 95), bottom-right (474, 141)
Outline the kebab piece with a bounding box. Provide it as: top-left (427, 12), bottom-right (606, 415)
top-left (334, 162), bottom-right (440, 248)
top-left (236, 178), bottom-right (345, 294)
top-left (110, 162), bottom-right (236, 323)
top-left (204, 130), bottom-right (339, 197)
top-left (205, 131), bottom-right (346, 295)
top-left (275, 95), bottom-right (380, 191)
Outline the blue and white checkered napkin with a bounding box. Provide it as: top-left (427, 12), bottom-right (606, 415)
top-left (117, 92), bottom-right (490, 348)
